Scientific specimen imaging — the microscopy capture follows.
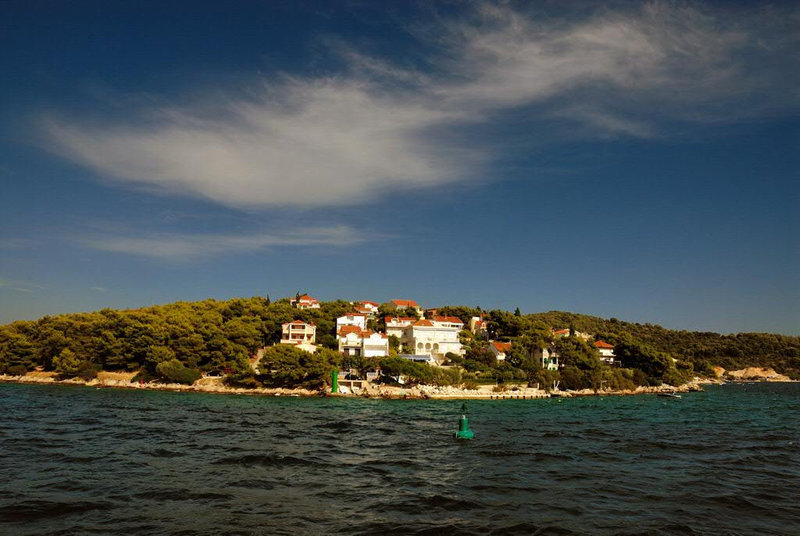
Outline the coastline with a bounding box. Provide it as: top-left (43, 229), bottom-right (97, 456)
top-left (0, 371), bottom-right (700, 399)
top-left (2, 367), bottom-right (794, 400)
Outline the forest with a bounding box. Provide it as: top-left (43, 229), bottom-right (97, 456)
top-left (1, 297), bottom-right (798, 390)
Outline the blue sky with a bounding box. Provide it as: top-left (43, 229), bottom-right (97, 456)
top-left (1, 1), bottom-right (798, 334)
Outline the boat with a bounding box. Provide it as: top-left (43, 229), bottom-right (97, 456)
top-left (658, 392), bottom-right (681, 399)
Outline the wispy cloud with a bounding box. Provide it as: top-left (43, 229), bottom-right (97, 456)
top-left (41, 3), bottom-right (798, 209)
top-left (0, 277), bottom-right (42, 294)
top-left (80, 225), bottom-right (366, 260)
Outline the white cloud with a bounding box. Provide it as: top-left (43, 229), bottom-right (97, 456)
top-left (80, 225), bottom-right (365, 260)
top-left (42, 2), bottom-right (798, 209)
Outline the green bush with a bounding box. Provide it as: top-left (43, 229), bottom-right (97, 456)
top-left (6, 364), bottom-right (28, 376)
top-left (155, 359), bottom-right (202, 385)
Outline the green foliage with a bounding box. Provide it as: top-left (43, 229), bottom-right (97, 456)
top-left (53, 348), bottom-right (83, 376)
top-left (155, 359), bottom-right (202, 385)
top-left (554, 337), bottom-right (602, 370)
top-left (258, 345), bottom-right (339, 389)
top-left (0, 297), bottom-right (797, 388)
top-left (378, 357), bottom-right (461, 386)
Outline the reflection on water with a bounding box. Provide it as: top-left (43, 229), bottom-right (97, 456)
top-left (1, 383), bottom-right (798, 535)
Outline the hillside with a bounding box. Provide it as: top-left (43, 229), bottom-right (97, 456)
top-left (1, 298), bottom-right (798, 384)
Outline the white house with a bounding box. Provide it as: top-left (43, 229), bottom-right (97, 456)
top-left (358, 301), bottom-right (380, 315)
top-left (533, 346), bottom-right (559, 370)
top-left (595, 340), bottom-right (616, 365)
top-left (337, 327), bottom-right (389, 357)
top-left (336, 313), bottom-right (367, 332)
top-left (385, 316), bottom-right (416, 339)
top-left (469, 316), bottom-right (488, 336)
top-left (552, 328), bottom-right (590, 340)
top-left (290, 294), bottom-right (320, 309)
top-left (280, 320), bottom-right (317, 353)
top-left (387, 299), bottom-right (423, 317)
top-left (489, 341), bottom-right (511, 361)
top-left (399, 317), bottom-right (464, 363)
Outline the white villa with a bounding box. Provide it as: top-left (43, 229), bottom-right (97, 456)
top-left (533, 346), bottom-right (560, 370)
top-left (393, 316), bottom-right (464, 363)
top-left (385, 316), bottom-right (416, 339)
top-left (489, 341), bottom-right (511, 361)
top-left (337, 326), bottom-right (389, 357)
top-left (356, 301), bottom-right (380, 315)
top-left (469, 315), bottom-right (488, 336)
top-left (291, 294), bottom-right (320, 309)
top-left (595, 340), bottom-right (616, 365)
top-left (280, 320), bottom-right (317, 353)
top-left (336, 313), bottom-right (367, 332)
top-left (552, 328), bottom-right (590, 340)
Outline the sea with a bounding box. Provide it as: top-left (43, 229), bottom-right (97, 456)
top-left (1, 382), bottom-right (798, 535)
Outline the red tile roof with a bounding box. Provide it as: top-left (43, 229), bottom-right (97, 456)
top-left (413, 319), bottom-right (434, 327)
top-left (434, 316), bottom-right (464, 325)
top-left (283, 320), bottom-right (315, 327)
top-left (361, 301), bottom-right (379, 306)
top-left (595, 340), bottom-right (614, 349)
top-left (491, 341), bottom-right (512, 353)
top-left (391, 299), bottom-right (420, 308)
top-left (385, 316), bottom-right (416, 323)
top-left (553, 329), bottom-right (570, 335)
top-left (338, 325), bottom-right (362, 335)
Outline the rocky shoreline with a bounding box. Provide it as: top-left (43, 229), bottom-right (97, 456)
top-left (0, 371), bottom-right (712, 400)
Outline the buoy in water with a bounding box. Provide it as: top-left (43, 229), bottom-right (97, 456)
top-left (454, 403), bottom-right (474, 440)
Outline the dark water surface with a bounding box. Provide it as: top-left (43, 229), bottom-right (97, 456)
top-left (1, 383), bottom-right (799, 535)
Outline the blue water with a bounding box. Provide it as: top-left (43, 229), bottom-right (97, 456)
top-left (1, 383), bottom-right (798, 535)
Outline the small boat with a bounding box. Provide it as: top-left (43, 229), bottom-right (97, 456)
top-left (658, 392), bottom-right (681, 399)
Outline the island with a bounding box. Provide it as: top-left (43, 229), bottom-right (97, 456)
top-left (1, 294), bottom-right (798, 398)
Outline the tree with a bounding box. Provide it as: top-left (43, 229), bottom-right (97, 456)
top-left (53, 348), bottom-right (82, 376)
top-left (258, 345), bottom-right (339, 389)
top-left (156, 359), bottom-right (202, 384)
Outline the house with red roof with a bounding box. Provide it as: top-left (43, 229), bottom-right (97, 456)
top-left (489, 341), bottom-right (512, 361)
top-left (385, 316), bottom-right (417, 339)
top-left (595, 340), bottom-right (616, 365)
top-left (404, 317), bottom-right (464, 362)
top-left (336, 313), bottom-right (367, 332)
top-left (280, 320), bottom-right (317, 353)
top-left (358, 301), bottom-right (380, 315)
top-left (469, 315), bottom-right (488, 336)
top-left (386, 299), bottom-right (423, 317)
top-left (338, 328), bottom-right (388, 357)
top-left (290, 294), bottom-right (320, 309)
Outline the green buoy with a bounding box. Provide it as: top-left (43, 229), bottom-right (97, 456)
top-left (454, 403), bottom-right (474, 440)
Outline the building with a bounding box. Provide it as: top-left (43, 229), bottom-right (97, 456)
top-left (386, 299), bottom-right (423, 317)
top-left (358, 301), bottom-right (380, 315)
top-left (336, 313), bottom-right (367, 332)
top-left (280, 320), bottom-right (317, 353)
top-left (489, 341), bottom-right (511, 361)
top-left (337, 327), bottom-right (389, 357)
top-left (385, 316), bottom-right (416, 339)
top-left (552, 328), bottom-right (591, 340)
top-left (290, 294), bottom-right (320, 309)
top-left (533, 347), bottom-right (559, 370)
top-left (396, 317), bottom-right (464, 363)
top-left (595, 340), bottom-right (616, 365)
top-left (469, 315), bottom-right (488, 336)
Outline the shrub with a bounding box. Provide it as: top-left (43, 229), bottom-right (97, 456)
top-left (155, 359), bottom-right (202, 385)
top-left (6, 364), bottom-right (28, 376)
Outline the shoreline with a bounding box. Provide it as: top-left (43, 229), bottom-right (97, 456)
top-left (0, 372), bottom-right (698, 399)
top-left (1, 370), bottom-right (794, 400)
